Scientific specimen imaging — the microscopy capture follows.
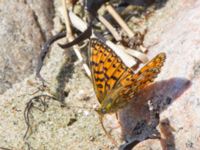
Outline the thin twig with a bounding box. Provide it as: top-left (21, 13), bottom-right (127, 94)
top-left (36, 31), bottom-right (66, 83)
top-left (98, 15), bottom-right (121, 41)
top-left (104, 3), bottom-right (149, 65)
top-left (105, 3), bottom-right (134, 38)
top-left (63, 1), bottom-right (91, 77)
top-left (68, 10), bottom-right (146, 68)
top-left (68, 12), bottom-right (137, 63)
top-left (62, 0), bottom-right (73, 41)
top-left (23, 94), bottom-right (57, 140)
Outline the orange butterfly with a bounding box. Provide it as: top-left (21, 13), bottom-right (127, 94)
top-left (89, 38), bottom-right (166, 144)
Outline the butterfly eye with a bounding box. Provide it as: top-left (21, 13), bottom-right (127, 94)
top-left (95, 107), bottom-right (106, 115)
top-left (101, 108), bottom-right (107, 114)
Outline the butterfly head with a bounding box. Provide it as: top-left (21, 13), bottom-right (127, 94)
top-left (95, 99), bottom-right (113, 115)
top-left (95, 107), bottom-right (107, 115)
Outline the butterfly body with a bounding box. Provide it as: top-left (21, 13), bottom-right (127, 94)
top-left (96, 87), bottom-right (127, 114)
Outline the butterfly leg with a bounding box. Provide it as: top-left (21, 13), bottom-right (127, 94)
top-left (115, 112), bottom-right (118, 120)
top-left (111, 112), bottom-right (121, 129)
top-left (99, 115), bottom-right (118, 146)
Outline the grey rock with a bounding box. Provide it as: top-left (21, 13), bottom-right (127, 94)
top-left (25, 0), bottom-right (54, 40)
top-left (0, 0), bottom-right (53, 94)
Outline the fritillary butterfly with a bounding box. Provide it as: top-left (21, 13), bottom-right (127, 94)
top-left (89, 38), bottom-right (166, 144)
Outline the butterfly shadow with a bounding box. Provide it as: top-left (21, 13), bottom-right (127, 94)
top-left (118, 77), bottom-right (192, 150)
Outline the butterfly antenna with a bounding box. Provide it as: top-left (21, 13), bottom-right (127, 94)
top-left (65, 104), bottom-right (94, 111)
top-left (99, 115), bottom-right (118, 146)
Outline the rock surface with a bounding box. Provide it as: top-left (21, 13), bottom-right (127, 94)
top-left (0, 0), bottom-right (200, 150)
top-left (0, 0), bottom-right (53, 94)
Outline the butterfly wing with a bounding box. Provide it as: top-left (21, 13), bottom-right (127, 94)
top-left (89, 38), bottom-right (130, 103)
top-left (89, 38), bottom-right (166, 113)
top-left (110, 53), bottom-right (166, 109)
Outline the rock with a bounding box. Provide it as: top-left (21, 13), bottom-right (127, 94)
top-left (25, 0), bottom-right (54, 40)
top-left (0, 0), bottom-right (53, 94)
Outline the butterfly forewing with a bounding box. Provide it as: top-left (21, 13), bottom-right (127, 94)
top-left (90, 39), bottom-right (129, 102)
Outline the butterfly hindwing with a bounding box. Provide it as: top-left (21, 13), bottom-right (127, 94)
top-left (117, 53), bottom-right (166, 101)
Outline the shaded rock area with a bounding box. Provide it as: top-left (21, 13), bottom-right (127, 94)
top-left (0, 0), bottom-right (200, 150)
top-left (25, 0), bottom-right (54, 40)
top-left (0, 0), bottom-right (54, 94)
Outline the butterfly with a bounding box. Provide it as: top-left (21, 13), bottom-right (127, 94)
top-left (89, 38), bottom-right (166, 144)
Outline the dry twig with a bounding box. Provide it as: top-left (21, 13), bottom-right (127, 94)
top-left (98, 15), bottom-right (122, 41)
top-left (62, 0), bottom-right (91, 77)
top-left (100, 2), bottom-right (148, 64)
top-left (105, 3), bottom-right (134, 38)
